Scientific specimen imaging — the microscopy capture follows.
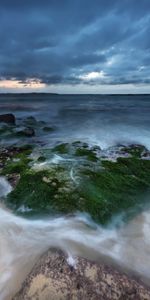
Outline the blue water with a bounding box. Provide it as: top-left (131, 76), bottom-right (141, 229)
top-left (0, 94), bottom-right (150, 149)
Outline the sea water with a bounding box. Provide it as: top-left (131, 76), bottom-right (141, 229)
top-left (0, 94), bottom-right (150, 299)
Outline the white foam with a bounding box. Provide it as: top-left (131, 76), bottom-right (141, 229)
top-left (0, 177), bottom-right (12, 197)
top-left (1, 179), bottom-right (150, 299)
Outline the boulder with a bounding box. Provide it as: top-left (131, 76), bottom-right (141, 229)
top-left (0, 113), bottom-right (16, 125)
top-left (13, 248), bottom-right (150, 300)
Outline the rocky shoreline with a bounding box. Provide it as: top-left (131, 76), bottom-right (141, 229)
top-left (13, 248), bottom-right (150, 300)
top-left (1, 113), bottom-right (150, 299)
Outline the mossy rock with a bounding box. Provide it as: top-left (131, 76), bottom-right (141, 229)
top-left (121, 144), bottom-right (147, 158)
top-left (52, 142), bottom-right (99, 162)
top-left (52, 143), bottom-right (70, 154)
top-left (75, 147), bottom-right (98, 162)
top-left (6, 168), bottom-right (78, 214)
top-left (1, 146), bottom-right (33, 176)
top-left (5, 145), bottom-right (150, 224)
top-left (79, 159), bottom-right (150, 223)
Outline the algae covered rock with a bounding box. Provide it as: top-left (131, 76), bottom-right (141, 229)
top-left (121, 144), bottom-right (148, 158)
top-left (4, 141), bottom-right (150, 224)
top-left (0, 145), bottom-right (33, 186)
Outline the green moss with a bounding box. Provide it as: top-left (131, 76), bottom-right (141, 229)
top-left (52, 143), bottom-right (69, 154)
top-left (1, 148), bottom-right (33, 176)
top-left (121, 145), bottom-right (146, 158)
top-left (2, 157), bottom-right (31, 175)
top-left (5, 142), bottom-right (150, 225)
top-left (7, 170), bottom-right (56, 210)
top-left (72, 141), bottom-right (89, 148)
top-left (6, 168), bottom-right (78, 214)
top-left (75, 148), bottom-right (98, 162)
top-left (79, 165), bottom-right (149, 223)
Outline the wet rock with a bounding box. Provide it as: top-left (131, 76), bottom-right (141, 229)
top-left (0, 113), bottom-right (16, 125)
top-left (52, 142), bottom-right (69, 154)
top-left (5, 141), bottom-right (150, 223)
top-left (7, 173), bottom-right (21, 188)
top-left (17, 127), bottom-right (35, 137)
top-left (24, 116), bottom-right (46, 128)
top-left (43, 126), bottom-right (54, 132)
top-left (0, 146), bottom-right (33, 178)
top-left (24, 116), bottom-right (37, 126)
top-left (13, 248), bottom-right (150, 300)
top-left (121, 144), bottom-right (147, 158)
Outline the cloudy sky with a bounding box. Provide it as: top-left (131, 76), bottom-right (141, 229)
top-left (0, 0), bottom-right (150, 93)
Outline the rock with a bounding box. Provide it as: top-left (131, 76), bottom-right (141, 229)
top-left (24, 116), bottom-right (37, 126)
top-left (6, 142), bottom-right (150, 223)
top-left (13, 248), bottom-right (150, 300)
top-left (43, 126), bottom-right (54, 132)
top-left (121, 144), bottom-right (147, 158)
top-left (24, 116), bottom-right (46, 128)
top-left (17, 127), bottom-right (35, 137)
top-left (0, 146), bottom-right (33, 180)
top-left (7, 173), bottom-right (21, 188)
top-left (0, 113), bottom-right (16, 125)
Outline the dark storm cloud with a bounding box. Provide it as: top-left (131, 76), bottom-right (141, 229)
top-left (0, 0), bottom-right (150, 86)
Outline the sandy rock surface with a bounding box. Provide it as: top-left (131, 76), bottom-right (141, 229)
top-left (13, 248), bottom-right (150, 300)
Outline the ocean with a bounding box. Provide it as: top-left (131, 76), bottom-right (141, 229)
top-left (0, 94), bottom-right (150, 299)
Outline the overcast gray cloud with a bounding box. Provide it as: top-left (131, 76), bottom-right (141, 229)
top-left (0, 0), bottom-right (150, 90)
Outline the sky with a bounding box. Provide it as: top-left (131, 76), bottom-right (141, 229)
top-left (0, 0), bottom-right (150, 94)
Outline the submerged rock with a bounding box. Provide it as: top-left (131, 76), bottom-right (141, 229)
top-left (23, 116), bottom-right (37, 126)
top-left (43, 126), bottom-right (55, 132)
top-left (0, 113), bottom-right (16, 125)
top-left (23, 116), bottom-right (46, 129)
top-left (13, 248), bottom-right (150, 300)
top-left (17, 127), bottom-right (35, 137)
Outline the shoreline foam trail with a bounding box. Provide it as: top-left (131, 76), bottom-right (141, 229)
top-left (1, 180), bottom-right (150, 298)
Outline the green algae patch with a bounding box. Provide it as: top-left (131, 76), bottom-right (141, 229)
top-left (79, 164), bottom-right (149, 223)
top-left (7, 170), bottom-right (58, 211)
top-left (75, 148), bottom-right (98, 162)
top-left (4, 142), bottom-right (150, 224)
top-left (52, 141), bottom-right (99, 162)
top-left (101, 157), bottom-right (150, 181)
top-left (121, 145), bottom-right (147, 158)
top-left (52, 143), bottom-right (69, 154)
top-left (6, 168), bottom-right (78, 214)
top-left (1, 147), bottom-right (33, 176)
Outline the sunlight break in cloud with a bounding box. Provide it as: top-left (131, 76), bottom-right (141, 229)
top-left (79, 71), bottom-right (106, 81)
top-left (0, 79), bottom-right (45, 90)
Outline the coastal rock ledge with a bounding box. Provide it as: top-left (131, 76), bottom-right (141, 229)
top-left (13, 249), bottom-right (150, 300)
